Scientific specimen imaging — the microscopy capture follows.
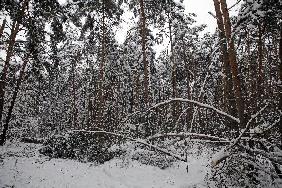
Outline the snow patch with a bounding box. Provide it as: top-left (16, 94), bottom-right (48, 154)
top-left (0, 142), bottom-right (210, 188)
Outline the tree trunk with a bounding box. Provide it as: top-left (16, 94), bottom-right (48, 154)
top-left (279, 25), bottom-right (282, 147)
top-left (168, 8), bottom-right (179, 124)
top-left (97, 1), bottom-right (106, 129)
top-left (71, 59), bottom-right (77, 129)
top-left (0, 21), bottom-right (18, 127)
top-left (0, 19), bottom-right (6, 39)
top-left (213, 0), bottom-right (236, 118)
top-left (139, 0), bottom-right (149, 107)
top-left (257, 25), bottom-right (264, 100)
top-left (0, 0), bottom-right (29, 130)
top-left (246, 29), bottom-right (256, 114)
top-left (134, 71), bottom-right (140, 111)
top-left (0, 56), bottom-right (28, 145)
top-left (219, 0), bottom-right (245, 127)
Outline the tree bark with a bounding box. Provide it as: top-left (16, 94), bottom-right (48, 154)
top-left (219, 0), bottom-right (245, 127)
top-left (213, 0), bottom-right (236, 118)
top-left (71, 58), bottom-right (77, 129)
top-left (97, 1), bottom-right (106, 129)
top-left (257, 25), bottom-right (264, 99)
top-left (279, 25), bottom-right (282, 147)
top-left (0, 56), bottom-right (28, 145)
top-left (168, 8), bottom-right (179, 124)
top-left (246, 29), bottom-right (257, 114)
top-left (139, 0), bottom-right (149, 107)
top-left (0, 0), bottom-right (29, 130)
top-left (168, 7), bottom-right (176, 100)
top-left (0, 19), bottom-right (6, 39)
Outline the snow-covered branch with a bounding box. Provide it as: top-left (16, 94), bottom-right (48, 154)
top-left (120, 98), bottom-right (239, 129)
top-left (149, 98), bottom-right (240, 123)
top-left (211, 104), bottom-right (269, 167)
top-left (147, 132), bottom-right (229, 142)
top-left (70, 129), bottom-right (187, 162)
top-left (227, 104), bottom-right (269, 150)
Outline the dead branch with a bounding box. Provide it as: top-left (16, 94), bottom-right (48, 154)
top-left (147, 132), bottom-right (230, 143)
top-left (122, 98), bottom-right (240, 127)
top-left (70, 129), bottom-right (187, 162)
top-left (211, 104), bottom-right (269, 167)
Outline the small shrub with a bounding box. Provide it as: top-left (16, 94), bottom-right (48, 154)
top-left (39, 131), bottom-right (119, 163)
top-left (131, 148), bottom-right (175, 169)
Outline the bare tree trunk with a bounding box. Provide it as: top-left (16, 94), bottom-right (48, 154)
top-left (257, 25), bottom-right (264, 99)
top-left (168, 8), bottom-right (176, 100)
top-left (0, 0), bottom-right (29, 130)
top-left (279, 25), bottom-right (282, 147)
top-left (0, 56), bottom-right (28, 145)
top-left (139, 0), bottom-right (149, 107)
top-left (246, 29), bottom-right (255, 114)
top-left (71, 59), bottom-right (77, 129)
top-left (0, 19), bottom-right (6, 39)
top-left (168, 8), bottom-right (179, 124)
top-left (135, 73), bottom-right (141, 137)
top-left (213, 0), bottom-right (236, 118)
top-left (219, 0), bottom-right (245, 127)
top-left (134, 71), bottom-right (140, 111)
top-left (97, 1), bottom-right (106, 129)
top-left (0, 21), bottom-right (18, 127)
top-left (87, 95), bottom-right (92, 130)
top-left (183, 44), bottom-right (192, 132)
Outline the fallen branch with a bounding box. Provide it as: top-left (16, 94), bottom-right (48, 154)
top-left (227, 104), bottom-right (269, 150)
top-left (122, 98), bottom-right (240, 126)
top-left (147, 132), bottom-right (230, 142)
top-left (211, 104), bottom-right (269, 167)
top-left (150, 98), bottom-right (240, 123)
top-left (211, 148), bottom-right (229, 167)
top-left (21, 137), bottom-right (44, 144)
top-left (70, 129), bottom-right (187, 162)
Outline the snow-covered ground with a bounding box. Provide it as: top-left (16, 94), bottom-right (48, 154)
top-left (0, 142), bottom-right (210, 188)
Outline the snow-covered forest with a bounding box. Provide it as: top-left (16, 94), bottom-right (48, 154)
top-left (0, 0), bottom-right (281, 187)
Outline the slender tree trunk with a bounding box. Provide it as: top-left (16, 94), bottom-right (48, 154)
top-left (0, 19), bottom-right (6, 39)
top-left (181, 41), bottom-right (192, 131)
top-left (168, 9), bottom-right (179, 124)
top-left (278, 25), bottom-right (282, 147)
top-left (71, 59), bottom-right (77, 129)
top-left (0, 56), bottom-right (28, 145)
top-left (246, 29), bottom-right (255, 114)
top-left (0, 0), bottom-right (29, 130)
top-left (134, 71), bottom-right (140, 111)
top-left (257, 25), bottom-right (264, 99)
top-left (219, 0), bottom-right (245, 127)
top-left (168, 10), bottom-right (176, 99)
top-left (135, 73), bottom-right (141, 137)
top-left (87, 95), bottom-right (92, 130)
top-left (0, 21), bottom-right (18, 126)
top-left (97, 1), bottom-right (106, 129)
top-left (139, 0), bottom-right (149, 107)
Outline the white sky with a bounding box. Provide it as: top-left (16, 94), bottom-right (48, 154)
top-left (184, 0), bottom-right (218, 32)
top-left (184, 0), bottom-right (241, 33)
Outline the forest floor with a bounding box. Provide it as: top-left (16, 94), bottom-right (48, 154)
top-left (0, 141), bottom-right (211, 188)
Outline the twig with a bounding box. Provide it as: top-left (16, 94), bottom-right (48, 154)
top-left (228, 0), bottom-right (242, 10)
